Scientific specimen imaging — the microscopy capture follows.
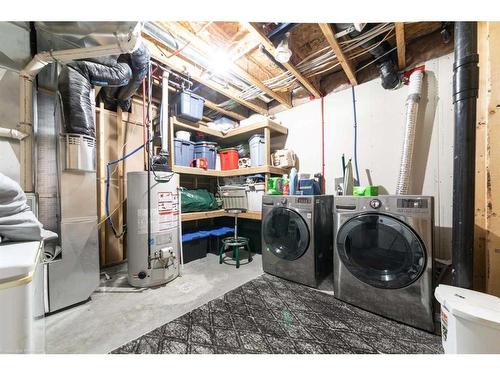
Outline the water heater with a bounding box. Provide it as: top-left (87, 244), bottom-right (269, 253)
top-left (126, 171), bottom-right (180, 287)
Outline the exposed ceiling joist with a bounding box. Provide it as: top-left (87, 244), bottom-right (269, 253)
top-left (204, 100), bottom-right (245, 121)
top-left (165, 23), bottom-right (292, 108)
top-left (144, 35), bottom-right (268, 115)
top-left (245, 22), bottom-right (323, 98)
top-left (395, 23), bottom-right (406, 69)
top-left (318, 23), bottom-right (358, 86)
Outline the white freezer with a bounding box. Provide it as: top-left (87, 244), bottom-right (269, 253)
top-left (0, 241), bottom-right (45, 353)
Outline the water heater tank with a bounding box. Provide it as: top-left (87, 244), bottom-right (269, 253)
top-left (126, 171), bottom-right (180, 287)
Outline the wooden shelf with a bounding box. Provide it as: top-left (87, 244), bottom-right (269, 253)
top-left (181, 209), bottom-right (262, 222)
top-left (172, 117), bottom-right (288, 142)
top-left (172, 165), bottom-right (289, 177)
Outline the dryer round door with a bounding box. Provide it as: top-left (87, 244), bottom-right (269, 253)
top-left (336, 213), bottom-right (426, 289)
top-left (262, 207), bottom-right (310, 261)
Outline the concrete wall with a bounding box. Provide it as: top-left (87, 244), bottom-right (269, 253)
top-left (274, 53), bottom-right (454, 259)
top-left (0, 22), bottom-right (31, 183)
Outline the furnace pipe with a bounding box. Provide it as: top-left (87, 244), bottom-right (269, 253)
top-left (0, 127), bottom-right (29, 140)
top-left (395, 69), bottom-right (424, 195)
top-left (160, 71), bottom-right (170, 155)
top-left (451, 22), bottom-right (479, 289)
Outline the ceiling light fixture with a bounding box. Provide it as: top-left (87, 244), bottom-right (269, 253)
top-left (274, 32), bottom-right (292, 63)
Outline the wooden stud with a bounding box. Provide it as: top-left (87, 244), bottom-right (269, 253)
top-left (97, 102), bottom-right (106, 266)
top-left (395, 23), bottom-right (407, 70)
top-left (245, 22), bottom-right (323, 98)
top-left (318, 23), bottom-right (358, 86)
top-left (144, 36), bottom-right (268, 115)
top-left (474, 21), bottom-right (488, 292)
top-left (117, 108), bottom-right (125, 257)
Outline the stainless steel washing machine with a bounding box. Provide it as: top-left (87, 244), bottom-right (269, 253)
top-left (262, 195), bottom-right (333, 288)
top-left (334, 195), bottom-right (434, 332)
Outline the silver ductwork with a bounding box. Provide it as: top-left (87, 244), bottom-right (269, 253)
top-left (395, 69), bottom-right (424, 195)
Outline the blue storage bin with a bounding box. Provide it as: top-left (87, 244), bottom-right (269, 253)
top-left (194, 141), bottom-right (217, 169)
top-left (249, 134), bottom-right (265, 166)
top-left (173, 90), bottom-right (205, 123)
top-left (174, 138), bottom-right (195, 167)
top-left (182, 230), bottom-right (211, 263)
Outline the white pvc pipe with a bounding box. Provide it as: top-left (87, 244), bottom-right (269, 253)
top-left (0, 126), bottom-right (29, 140)
top-left (160, 71), bottom-right (170, 154)
top-left (396, 69), bottom-right (424, 195)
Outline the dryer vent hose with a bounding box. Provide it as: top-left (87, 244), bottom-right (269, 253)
top-left (396, 69), bottom-right (424, 195)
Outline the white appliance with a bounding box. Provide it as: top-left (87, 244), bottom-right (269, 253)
top-left (126, 171), bottom-right (181, 288)
top-left (435, 284), bottom-right (500, 353)
top-left (0, 241), bottom-right (45, 353)
top-left (334, 195), bottom-right (435, 332)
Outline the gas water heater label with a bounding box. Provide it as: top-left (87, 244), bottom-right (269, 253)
top-left (157, 192), bottom-right (179, 231)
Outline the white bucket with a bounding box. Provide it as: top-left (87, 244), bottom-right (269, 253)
top-left (175, 130), bottom-right (191, 141)
top-left (435, 284), bottom-right (500, 354)
top-left (245, 183), bottom-right (265, 212)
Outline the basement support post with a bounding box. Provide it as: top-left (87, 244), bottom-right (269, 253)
top-left (452, 22), bottom-right (479, 289)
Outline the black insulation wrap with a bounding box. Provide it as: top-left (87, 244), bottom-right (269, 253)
top-left (58, 41), bottom-right (150, 136)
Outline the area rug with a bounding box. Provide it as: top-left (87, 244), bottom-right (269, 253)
top-left (111, 274), bottom-right (443, 354)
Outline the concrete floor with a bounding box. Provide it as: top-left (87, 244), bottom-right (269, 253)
top-left (45, 254), bottom-right (263, 354)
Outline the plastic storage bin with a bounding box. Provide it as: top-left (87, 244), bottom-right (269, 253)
top-left (182, 231), bottom-right (209, 263)
top-left (194, 142), bottom-right (217, 169)
top-left (219, 185), bottom-right (248, 210)
top-left (435, 284), bottom-right (500, 354)
top-left (246, 183), bottom-right (265, 211)
top-left (219, 148), bottom-right (239, 170)
top-left (174, 138), bottom-right (195, 167)
top-left (249, 134), bottom-right (265, 166)
top-left (172, 90), bottom-right (205, 122)
top-left (207, 227), bottom-right (235, 255)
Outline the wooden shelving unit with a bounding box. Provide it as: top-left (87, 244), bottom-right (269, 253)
top-left (169, 116), bottom-right (288, 222)
top-left (181, 209), bottom-right (262, 222)
top-left (172, 165), bottom-right (289, 177)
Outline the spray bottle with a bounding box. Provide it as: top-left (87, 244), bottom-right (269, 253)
top-left (289, 167), bottom-right (298, 195)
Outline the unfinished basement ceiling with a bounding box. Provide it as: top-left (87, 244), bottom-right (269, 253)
top-left (143, 21), bottom-right (452, 119)
top-left (31, 21), bottom-right (453, 120)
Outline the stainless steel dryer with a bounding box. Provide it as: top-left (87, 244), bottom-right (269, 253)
top-left (262, 195), bottom-right (333, 288)
top-left (334, 195), bottom-right (434, 332)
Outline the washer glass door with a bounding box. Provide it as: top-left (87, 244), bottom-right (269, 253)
top-left (263, 207), bottom-right (310, 261)
top-left (336, 214), bottom-right (426, 289)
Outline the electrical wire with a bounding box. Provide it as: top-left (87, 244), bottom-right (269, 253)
top-left (351, 86), bottom-right (360, 186)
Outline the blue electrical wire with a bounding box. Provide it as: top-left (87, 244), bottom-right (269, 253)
top-left (351, 86), bottom-right (360, 185)
top-left (105, 141), bottom-right (147, 236)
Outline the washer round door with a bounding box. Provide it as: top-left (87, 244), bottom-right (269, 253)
top-left (262, 207), bottom-right (310, 261)
top-left (336, 213), bottom-right (426, 289)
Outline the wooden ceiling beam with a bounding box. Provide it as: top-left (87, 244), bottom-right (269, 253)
top-left (164, 23), bottom-right (292, 108)
top-left (144, 35), bottom-right (268, 115)
top-left (318, 23), bottom-right (358, 86)
top-left (245, 22), bottom-right (323, 98)
top-left (395, 23), bottom-right (407, 69)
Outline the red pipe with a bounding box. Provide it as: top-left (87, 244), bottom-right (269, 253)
top-left (142, 79), bottom-right (147, 145)
top-left (320, 96), bottom-right (325, 194)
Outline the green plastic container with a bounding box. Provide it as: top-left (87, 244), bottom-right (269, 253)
top-left (267, 177), bottom-right (283, 195)
top-left (353, 186), bottom-right (379, 196)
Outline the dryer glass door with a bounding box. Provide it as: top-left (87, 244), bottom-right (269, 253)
top-left (337, 214), bottom-right (426, 289)
top-left (262, 207), bottom-right (310, 261)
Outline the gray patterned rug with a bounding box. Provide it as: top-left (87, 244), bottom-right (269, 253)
top-left (111, 274), bottom-right (443, 354)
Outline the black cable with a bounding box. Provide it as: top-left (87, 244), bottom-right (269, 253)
top-left (147, 62), bottom-right (152, 270)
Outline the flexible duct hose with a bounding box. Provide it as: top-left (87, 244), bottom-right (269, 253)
top-left (395, 69), bottom-right (424, 195)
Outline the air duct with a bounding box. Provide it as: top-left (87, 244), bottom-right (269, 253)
top-left (451, 22), bottom-right (479, 289)
top-left (347, 23), bottom-right (401, 90)
top-left (395, 68), bottom-right (424, 195)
